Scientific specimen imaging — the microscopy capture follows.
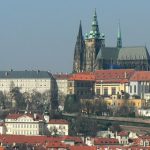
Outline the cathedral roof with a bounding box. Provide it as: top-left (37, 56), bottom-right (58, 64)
top-left (118, 46), bottom-right (150, 60)
top-left (96, 47), bottom-right (119, 61)
top-left (96, 46), bottom-right (150, 62)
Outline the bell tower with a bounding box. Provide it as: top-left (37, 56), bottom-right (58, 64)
top-left (84, 9), bottom-right (105, 72)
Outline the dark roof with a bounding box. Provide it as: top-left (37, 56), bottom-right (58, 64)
top-left (118, 46), bottom-right (150, 60)
top-left (0, 70), bottom-right (52, 79)
top-left (96, 47), bottom-right (119, 61)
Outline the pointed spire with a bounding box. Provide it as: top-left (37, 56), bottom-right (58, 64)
top-left (73, 21), bottom-right (85, 73)
top-left (89, 9), bottom-right (100, 39)
top-left (78, 20), bottom-right (83, 39)
top-left (117, 21), bottom-right (122, 48)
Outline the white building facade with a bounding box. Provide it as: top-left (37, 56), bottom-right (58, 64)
top-left (53, 74), bottom-right (70, 109)
top-left (4, 113), bottom-right (45, 135)
top-left (129, 71), bottom-right (150, 99)
top-left (47, 119), bottom-right (69, 136)
top-left (1, 113), bottom-right (69, 136)
top-left (0, 70), bottom-right (55, 94)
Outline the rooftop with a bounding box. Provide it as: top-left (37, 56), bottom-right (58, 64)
top-left (53, 74), bottom-right (71, 80)
top-left (130, 71), bottom-right (150, 81)
top-left (0, 70), bottom-right (52, 79)
top-left (69, 72), bottom-right (95, 81)
top-left (6, 113), bottom-right (44, 121)
top-left (48, 119), bottom-right (69, 125)
top-left (95, 69), bottom-right (135, 83)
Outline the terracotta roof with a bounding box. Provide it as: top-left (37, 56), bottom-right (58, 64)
top-left (94, 138), bottom-right (119, 145)
top-left (95, 69), bottom-right (135, 83)
top-left (53, 74), bottom-right (71, 80)
top-left (138, 135), bottom-right (150, 140)
top-left (46, 141), bottom-right (69, 148)
top-left (0, 147), bottom-right (5, 150)
top-left (97, 145), bottom-right (125, 150)
top-left (70, 145), bottom-right (97, 150)
top-left (5, 113), bottom-right (44, 121)
top-left (117, 131), bottom-right (129, 136)
top-left (130, 71), bottom-right (150, 81)
top-left (62, 136), bottom-right (83, 143)
top-left (48, 119), bottom-right (69, 125)
top-left (0, 135), bottom-right (83, 146)
top-left (0, 135), bottom-right (62, 145)
top-left (69, 72), bottom-right (95, 81)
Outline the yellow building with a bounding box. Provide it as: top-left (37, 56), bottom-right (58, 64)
top-left (104, 98), bottom-right (125, 107)
top-left (128, 99), bottom-right (146, 109)
top-left (94, 69), bottom-right (135, 97)
top-left (104, 97), bottom-right (146, 109)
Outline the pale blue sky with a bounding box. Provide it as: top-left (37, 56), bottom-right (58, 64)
top-left (0, 0), bottom-right (150, 73)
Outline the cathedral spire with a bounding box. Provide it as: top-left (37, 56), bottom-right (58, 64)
top-left (73, 21), bottom-right (85, 73)
top-left (89, 9), bottom-right (100, 39)
top-left (117, 21), bottom-right (122, 48)
top-left (78, 20), bottom-right (82, 39)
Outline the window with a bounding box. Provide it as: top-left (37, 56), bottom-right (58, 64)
top-left (104, 88), bottom-right (108, 96)
top-left (134, 85), bottom-right (136, 93)
top-left (96, 88), bottom-right (100, 95)
top-left (111, 87), bottom-right (116, 95)
top-left (130, 86), bottom-right (132, 93)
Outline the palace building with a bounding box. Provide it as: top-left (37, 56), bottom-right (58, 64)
top-left (73, 10), bottom-right (150, 72)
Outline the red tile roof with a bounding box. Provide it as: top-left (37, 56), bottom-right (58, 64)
top-left (94, 138), bottom-right (119, 145)
top-left (48, 119), bottom-right (69, 125)
top-left (46, 141), bottom-right (69, 148)
top-left (69, 72), bottom-right (95, 81)
top-left (117, 131), bottom-right (129, 136)
top-left (70, 145), bottom-right (97, 150)
top-left (62, 136), bottom-right (83, 143)
top-left (0, 135), bottom-right (61, 145)
top-left (5, 113), bottom-right (44, 121)
top-left (0, 135), bottom-right (83, 146)
top-left (130, 71), bottom-right (150, 81)
top-left (95, 69), bottom-right (135, 83)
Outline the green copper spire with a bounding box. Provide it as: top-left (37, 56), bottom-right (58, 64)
top-left (89, 9), bottom-right (100, 39)
top-left (117, 21), bottom-right (122, 48)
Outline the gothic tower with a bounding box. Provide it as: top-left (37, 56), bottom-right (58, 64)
top-left (73, 21), bottom-right (85, 73)
top-left (84, 9), bottom-right (105, 72)
top-left (117, 22), bottom-right (122, 48)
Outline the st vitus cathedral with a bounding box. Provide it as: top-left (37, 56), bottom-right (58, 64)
top-left (73, 10), bottom-right (150, 73)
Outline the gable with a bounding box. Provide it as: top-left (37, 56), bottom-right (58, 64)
top-left (17, 115), bottom-right (33, 122)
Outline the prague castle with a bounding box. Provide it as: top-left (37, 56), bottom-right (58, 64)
top-left (73, 10), bottom-right (150, 73)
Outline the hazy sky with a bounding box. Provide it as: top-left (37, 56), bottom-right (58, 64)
top-left (0, 0), bottom-right (150, 73)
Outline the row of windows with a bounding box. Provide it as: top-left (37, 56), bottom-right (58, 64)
top-left (76, 82), bottom-right (92, 87)
top-left (77, 90), bottom-right (93, 95)
top-left (107, 102), bottom-right (141, 107)
top-left (49, 125), bottom-right (66, 130)
top-left (12, 130), bottom-right (38, 135)
top-left (96, 87), bottom-right (116, 95)
top-left (130, 85), bottom-right (150, 93)
top-left (0, 84), bottom-right (48, 87)
top-left (12, 124), bottom-right (39, 128)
